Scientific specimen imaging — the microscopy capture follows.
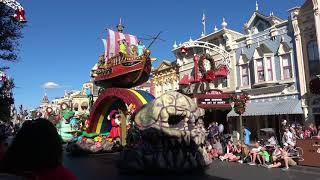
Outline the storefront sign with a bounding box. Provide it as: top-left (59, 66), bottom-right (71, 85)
top-left (193, 93), bottom-right (231, 109)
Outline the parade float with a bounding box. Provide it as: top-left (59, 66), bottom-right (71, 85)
top-left (66, 21), bottom-right (155, 154)
top-left (65, 21), bottom-right (213, 172)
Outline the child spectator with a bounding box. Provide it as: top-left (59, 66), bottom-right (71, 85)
top-left (248, 142), bottom-right (262, 165)
top-left (258, 147), bottom-right (270, 166)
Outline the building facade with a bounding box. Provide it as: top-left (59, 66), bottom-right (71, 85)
top-left (226, 9), bottom-right (305, 139)
top-left (152, 60), bottom-right (179, 97)
top-left (289, 0), bottom-right (320, 127)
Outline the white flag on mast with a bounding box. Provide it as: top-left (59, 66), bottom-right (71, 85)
top-left (102, 39), bottom-right (107, 58)
top-left (202, 12), bottom-right (206, 35)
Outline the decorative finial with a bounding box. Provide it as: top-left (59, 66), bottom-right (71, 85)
top-left (116, 18), bottom-right (124, 33)
top-left (256, 1), bottom-right (259, 11)
top-left (214, 25), bottom-right (218, 32)
top-left (189, 36), bottom-right (193, 42)
top-left (201, 32), bottom-right (205, 37)
top-left (179, 42), bottom-right (182, 46)
top-left (222, 18), bottom-right (227, 29)
top-left (173, 41), bottom-right (178, 48)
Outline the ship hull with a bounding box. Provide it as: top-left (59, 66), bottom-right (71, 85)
top-left (94, 58), bottom-right (151, 89)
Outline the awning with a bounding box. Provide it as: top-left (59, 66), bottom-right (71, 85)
top-left (227, 97), bottom-right (303, 117)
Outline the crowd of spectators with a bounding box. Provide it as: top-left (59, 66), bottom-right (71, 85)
top-left (205, 120), bottom-right (320, 171)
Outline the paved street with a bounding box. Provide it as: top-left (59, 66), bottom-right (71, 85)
top-left (64, 152), bottom-right (320, 180)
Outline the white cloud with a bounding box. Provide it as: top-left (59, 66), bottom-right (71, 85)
top-left (42, 82), bottom-right (60, 89)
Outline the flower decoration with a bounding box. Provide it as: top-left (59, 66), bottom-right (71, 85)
top-left (95, 142), bottom-right (102, 148)
top-left (81, 137), bottom-right (88, 143)
top-left (180, 46), bottom-right (188, 54)
top-left (94, 136), bottom-right (103, 142)
top-left (106, 137), bottom-right (113, 143)
top-left (230, 93), bottom-right (249, 115)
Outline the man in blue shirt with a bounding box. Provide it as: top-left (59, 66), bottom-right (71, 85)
top-left (244, 126), bottom-right (251, 145)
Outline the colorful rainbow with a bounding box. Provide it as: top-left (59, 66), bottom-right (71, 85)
top-left (87, 88), bottom-right (154, 134)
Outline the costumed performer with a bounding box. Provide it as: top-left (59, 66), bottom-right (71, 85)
top-left (108, 110), bottom-right (121, 139)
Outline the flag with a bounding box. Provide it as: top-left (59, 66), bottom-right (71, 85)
top-left (202, 12), bottom-right (206, 35)
top-left (102, 39), bottom-right (107, 58)
top-left (202, 12), bottom-right (206, 26)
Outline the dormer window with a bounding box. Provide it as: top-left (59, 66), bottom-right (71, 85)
top-left (256, 58), bottom-right (265, 82)
top-left (241, 64), bottom-right (249, 86)
top-left (239, 53), bottom-right (250, 87)
top-left (278, 41), bottom-right (294, 80)
top-left (257, 23), bottom-right (265, 32)
top-left (253, 44), bottom-right (275, 84)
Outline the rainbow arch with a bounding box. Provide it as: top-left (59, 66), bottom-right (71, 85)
top-left (87, 88), bottom-right (154, 134)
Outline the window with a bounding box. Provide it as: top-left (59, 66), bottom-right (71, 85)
top-left (266, 57), bottom-right (273, 81)
top-left (257, 23), bottom-right (265, 32)
top-left (307, 41), bottom-right (320, 76)
top-left (241, 64), bottom-right (249, 86)
top-left (256, 59), bottom-right (265, 82)
top-left (281, 54), bottom-right (292, 79)
top-left (219, 77), bottom-right (228, 88)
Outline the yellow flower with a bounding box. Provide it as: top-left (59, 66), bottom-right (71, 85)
top-left (94, 136), bottom-right (103, 142)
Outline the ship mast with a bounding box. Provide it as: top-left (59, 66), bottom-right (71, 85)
top-left (116, 18), bottom-right (124, 33)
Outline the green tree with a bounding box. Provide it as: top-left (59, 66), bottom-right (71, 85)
top-left (0, 3), bottom-right (24, 62)
top-left (0, 78), bottom-right (15, 122)
top-left (0, 3), bottom-right (25, 122)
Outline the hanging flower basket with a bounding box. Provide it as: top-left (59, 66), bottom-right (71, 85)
top-left (230, 93), bottom-right (249, 115)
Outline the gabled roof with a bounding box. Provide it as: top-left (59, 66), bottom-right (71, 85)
top-left (245, 11), bottom-right (284, 30)
top-left (154, 60), bottom-right (176, 72)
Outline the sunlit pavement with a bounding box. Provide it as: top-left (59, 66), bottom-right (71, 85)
top-left (63, 152), bottom-right (320, 180)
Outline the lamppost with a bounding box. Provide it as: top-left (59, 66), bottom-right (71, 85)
top-left (231, 89), bottom-right (249, 143)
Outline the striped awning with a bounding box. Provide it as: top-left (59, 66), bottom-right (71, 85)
top-left (227, 97), bottom-right (303, 117)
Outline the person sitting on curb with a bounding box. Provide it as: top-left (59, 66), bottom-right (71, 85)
top-left (267, 146), bottom-right (297, 171)
top-left (258, 147), bottom-right (271, 166)
top-left (248, 141), bottom-right (262, 165)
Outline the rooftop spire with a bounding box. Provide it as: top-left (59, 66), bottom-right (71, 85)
top-left (173, 41), bottom-right (178, 48)
top-left (222, 18), bottom-right (227, 29)
top-left (214, 25), bottom-right (218, 32)
top-left (116, 18), bottom-right (124, 33)
top-left (256, 1), bottom-right (259, 11)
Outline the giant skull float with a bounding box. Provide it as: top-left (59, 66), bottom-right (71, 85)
top-left (135, 91), bottom-right (206, 145)
top-left (120, 91), bottom-right (212, 173)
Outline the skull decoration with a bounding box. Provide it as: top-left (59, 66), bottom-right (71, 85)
top-left (134, 91), bottom-right (206, 145)
top-left (120, 91), bottom-right (211, 172)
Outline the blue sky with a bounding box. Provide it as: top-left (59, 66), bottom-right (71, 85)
top-left (5, 0), bottom-right (304, 109)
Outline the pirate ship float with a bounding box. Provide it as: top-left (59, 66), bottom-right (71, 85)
top-left (93, 22), bottom-right (152, 88)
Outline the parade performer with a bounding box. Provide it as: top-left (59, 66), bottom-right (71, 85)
top-left (119, 39), bottom-right (127, 55)
top-left (85, 86), bottom-right (93, 112)
top-left (137, 40), bottom-right (145, 56)
top-left (108, 110), bottom-right (121, 139)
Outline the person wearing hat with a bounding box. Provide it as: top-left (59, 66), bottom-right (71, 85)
top-left (108, 110), bottom-right (121, 139)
